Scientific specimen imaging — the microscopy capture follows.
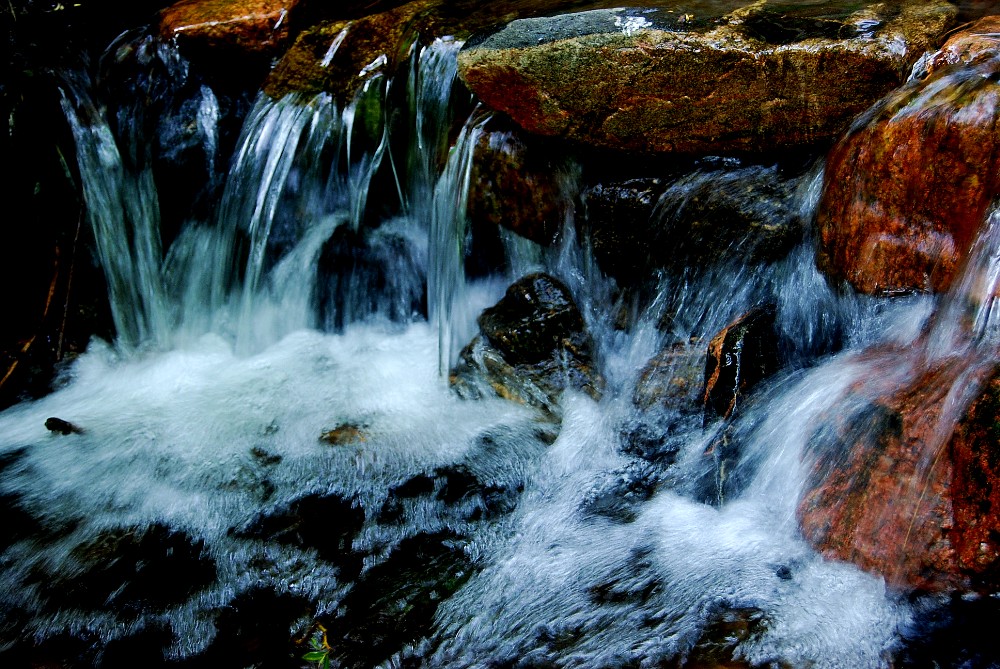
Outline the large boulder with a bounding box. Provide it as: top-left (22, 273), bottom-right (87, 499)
top-left (816, 53), bottom-right (1000, 295)
top-left (457, 1), bottom-right (956, 154)
top-left (799, 355), bottom-right (1000, 592)
top-left (450, 273), bottom-right (601, 414)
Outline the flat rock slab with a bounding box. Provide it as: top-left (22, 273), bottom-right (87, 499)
top-left (457, 0), bottom-right (956, 154)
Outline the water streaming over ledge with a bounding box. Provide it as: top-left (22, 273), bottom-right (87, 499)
top-left (2, 23), bottom-right (1000, 669)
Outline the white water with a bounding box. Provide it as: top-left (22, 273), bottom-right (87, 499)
top-left (5, 26), bottom-right (1000, 669)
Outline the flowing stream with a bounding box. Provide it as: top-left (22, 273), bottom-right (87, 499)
top-left (1, 25), bottom-right (998, 669)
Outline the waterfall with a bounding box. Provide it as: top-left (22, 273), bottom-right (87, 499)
top-left (4, 14), bottom-right (1000, 669)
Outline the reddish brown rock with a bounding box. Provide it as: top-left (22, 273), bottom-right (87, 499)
top-left (263, 0), bottom-right (437, 102)
top-left (927, 15), bottom-right (1000, 73)
top-left (159, 0), bottom-right (300, 54)
top-left (816, 55), bottom-right (1000, 295)
top-left (799, 354), bottom-right (1000, 592)
top-left (468, 119), bottom-right (572, 246)
top-left (457, 1), bottom-right (956, 154)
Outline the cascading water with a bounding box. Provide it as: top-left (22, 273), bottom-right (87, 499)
top-left (2, 16), bottom-right (999, 669)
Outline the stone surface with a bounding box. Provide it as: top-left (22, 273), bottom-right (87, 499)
top-left (927, 15), bottom-right (1000, 73)
top-left (264, 0), bottom-right (436, 102)
top-left (816, 55), bottom-right (1000, 295)
top-left (450, 273), bottom-right (601, 414)
top-left (799, 355), bottom-right (1000, 592)
top-left (468, 118), bottom-right (573, 246)
top-left (702, 304), bottom-right (781, 423)
top-left (457, 1), bottom-right (956, 154)
top-left (159, 0), bottom-right (300, 54)
top-left (582, 164), bottom-right (804, 286)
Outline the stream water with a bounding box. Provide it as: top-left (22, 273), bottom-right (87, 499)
top-left (1, 21), bottom-right (998, 669)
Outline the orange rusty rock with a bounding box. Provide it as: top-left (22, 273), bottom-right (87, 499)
top-left (816, 56), bottom-right (1000, 295)
top-left (799, 355), bottom-right (1000, 592)
top-left (928, 15), bottom-right (1000, 73)
top-left (159, 0), bottom-right (299, 54)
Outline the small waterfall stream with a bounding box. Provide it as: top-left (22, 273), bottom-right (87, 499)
top-left (2, 18), bottom-right (999, 669)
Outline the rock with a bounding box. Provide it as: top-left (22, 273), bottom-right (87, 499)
top-left (320, 422), bottom-right (368, 445)
top-left (49, 523), bottom-right (216, 613)
top-left (926, 15), bottom-right (1000, 74)
top-left (468, 118), bottom-right (574, 246)
top-left (457, 1), bottom-right (956, 154)
top-left (450, 273), bottom-right (601, 414)
top-left (264, 0), bottom-right (439, 102)
top-left (582, 164), bottom-right (804, 286)
top-left (44, 417), bottom-right (83, 435)
top-left (799, 356), bottom-right (1000, 592)
top-left (702, 305), bottom-right (781, 424)
top-left (263, 0), bottom-right (642, 101)
top-left (634, 337), bottom-right (706, 413)
top-left (816, 55), bottom-right (1000, 295)
top-left (158, 0), bottom-right (300, 55)
top-left (238, 493), bottom-right (366, 578)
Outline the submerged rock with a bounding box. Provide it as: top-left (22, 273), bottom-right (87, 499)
top-left (799, 355), bottom-right (1000, 592)
top-left (816, 55), bottom-right (1000, 295)
top-left (44, 417), bottom-right (83, 435)
top-left (450, 273), bottom-right (601, 414)
top-left (457, 1), bottom-right (956, 154)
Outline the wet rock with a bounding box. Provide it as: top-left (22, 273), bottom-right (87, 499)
top-left (317, 224), bottom-right (427, 331)
top-left (457, 1), bottom-right (956, 154)
top-left (685, 607), bottom-right (771, 669)
top-left (634, 337), bottom-right (706, 413)
top-left (196, 587), bottom-right (311, 668)
top-left (264, 0), bottom-right (438, 103)
top-left (582, 164), bottom-right (804, 287)
top-left (321, 531), bottom-right (474, 668)
top-left (320, 421), bottom-right (368, 445)
top-left (239, 493), bottom-right (366, 578)
top-left (702, 304), bottom-right (781, 424)
top-left (158, 0), bottom-right (300, 55)
top-left (579, 461), bottom-right (659, 523)
top-left (816, 55), bottom-right (1000, 295)
top-left (926, 15), bottom-right (1000, 74)
top-left (450, 273), bottom-right (601, 414)
top-left (799, 356), bottom-right (1000, 592)
top-left (44, 416), bottom-right (83, 435)
top-left (468, 117), bottom-right (576, 246)
top-left (40, 523), bottom-right (216, 613)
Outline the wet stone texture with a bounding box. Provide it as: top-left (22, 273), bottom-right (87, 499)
top-left (451, 273), bottom-right (602, 415)
top-left (817, 42), bottom-right (1000, 295)
top-left (159, 0), bottom-right (301, 55)
top-left (799, 355), bottom-right (1000, 592)
top-left (581, 164), bottom-right (804, 287)
top-left (457, 0), bottom-right (956, 154)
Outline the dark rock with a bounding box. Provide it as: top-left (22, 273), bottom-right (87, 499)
top-left (702, 304), bottom-right (781, 424)
top-left (816, 55), bottom-right (1000, 295)
top-left (457, 1), bottom-right (956, 154)
top-left (44, 416), bottom-right (83, 435)
top-left (317, 224), bottom-right (427, 331)
top-left (239, 493), bottom-right (366, 579)
top-left (39, 523), bottom-right (216, 613)
top-left (582, 164), bottom-right (804, 287)
top-left (684, 607), bottom-right (770, 669)
top-left (450, 273), bottom-right (601, 414)
top-left (321, 531), bottom-right (474, 669)
top-left (799, 355), bottom-right (1000, 592)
